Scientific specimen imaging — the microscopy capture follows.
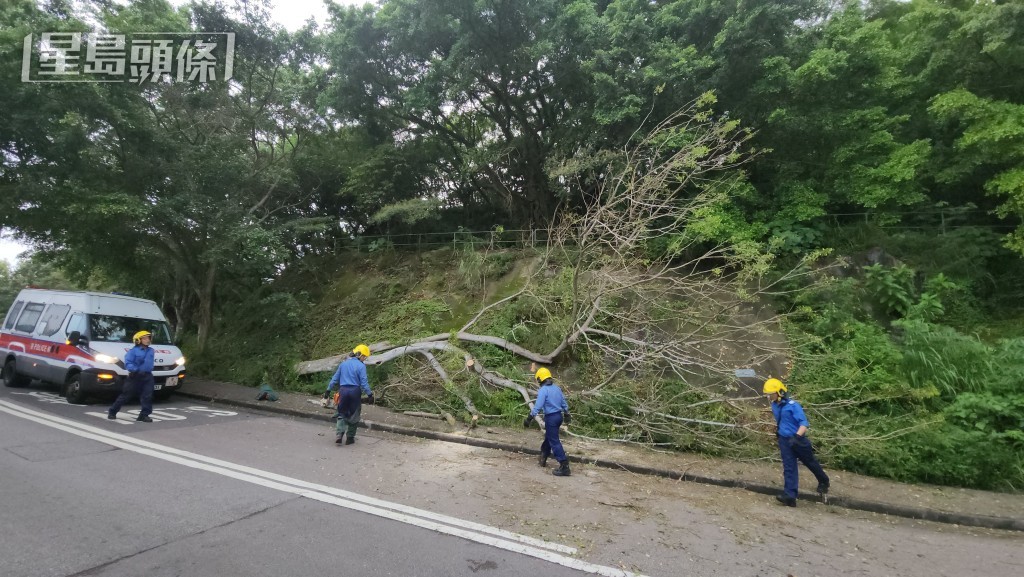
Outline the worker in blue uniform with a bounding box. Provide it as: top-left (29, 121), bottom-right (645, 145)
top-left (524, 367), bottom-right (572, 476)
top-left (765, 378), bottom-right (830, 506)
top-left (108, 331), bottom-right (155, 422)
top-left (325, 344), bottom-right (374, 445)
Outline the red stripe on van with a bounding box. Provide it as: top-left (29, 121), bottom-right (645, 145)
top-left (0, 332), bottom-right (96, 363)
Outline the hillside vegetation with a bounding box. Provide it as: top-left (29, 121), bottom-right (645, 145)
top-left (1, 0), bottom-right (1023, 491)
top-left (181, 222), bottom-right (1024, 491)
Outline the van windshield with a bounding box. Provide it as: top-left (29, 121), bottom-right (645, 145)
top-left (88, 315), bottom-right (174, 345)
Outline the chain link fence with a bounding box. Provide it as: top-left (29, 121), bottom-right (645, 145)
top-left (339, 228), bottom-right (552, 252)
top-left (336, 209), bottom-right (1012, 253)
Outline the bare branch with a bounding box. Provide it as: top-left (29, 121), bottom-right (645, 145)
top-left (459, 289), bottom-right (526, 332)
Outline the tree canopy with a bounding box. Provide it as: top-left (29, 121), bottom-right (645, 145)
top-left (4, 1), bottom-right (1022, 317)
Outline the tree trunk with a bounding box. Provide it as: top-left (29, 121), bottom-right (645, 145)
top-left (196, 264), bottom-right (217, 351)
top-left (171, 280), bottom-right (193, 338)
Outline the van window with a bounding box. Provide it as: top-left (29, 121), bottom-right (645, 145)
top-left (66, 313), bottom-right (87, 337)
top-left (4, 301), bottom-right (25, 330)
top-left (88, 315), bottom-right (173, 345)
top-left (15, 303), bottom-right (45, 333)
top-left (38, 304), bottom-right (71, 337)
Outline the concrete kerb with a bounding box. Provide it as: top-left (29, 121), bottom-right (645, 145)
top-left (178, 390), bottom-right (1024, 533)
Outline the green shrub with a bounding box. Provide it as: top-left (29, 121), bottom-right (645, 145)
top-left (190, 290), bottom-right (309, 386)
top-left (833, 422), bottom-right (1024, 491)
top-left (896, 320), bottom-right (994, 398)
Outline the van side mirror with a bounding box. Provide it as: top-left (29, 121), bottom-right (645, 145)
top-left (66, 331), bottom-right (88, 347)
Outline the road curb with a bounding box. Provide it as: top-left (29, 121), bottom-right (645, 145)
top-left (178, 390), bottom-right (1024, 533)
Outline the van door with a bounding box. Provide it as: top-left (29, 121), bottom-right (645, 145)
top-left (65, 313), bottom-right (87, 344)
top-left (12, 302), bottom-right (46, 380)
top-left (3, 300), bottom-right (25, 330)
top-left (35, 303), bottom-right (71, 383)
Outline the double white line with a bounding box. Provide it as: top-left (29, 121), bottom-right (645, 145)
top-left (0, 399), bottom-right (647, 577)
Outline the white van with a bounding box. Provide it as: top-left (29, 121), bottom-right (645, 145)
top-left (0, 289), bottom-right (187, 403)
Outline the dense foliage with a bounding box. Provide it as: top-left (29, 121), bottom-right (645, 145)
top-left (2, 0), bottom-right (1022, 490)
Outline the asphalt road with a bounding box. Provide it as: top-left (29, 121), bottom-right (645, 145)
top-left (3, 385), bottom-right (1023, 577)
top-left (0, 389), bottom-right (625, 577)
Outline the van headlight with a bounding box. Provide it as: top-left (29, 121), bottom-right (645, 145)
top-left (95, 353), bottom-right (119, 364)
top-left (175, 356), bottom-right (186, 366)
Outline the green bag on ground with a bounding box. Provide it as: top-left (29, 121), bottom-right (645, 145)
top-left (256, 383), bottom-right (279, 401)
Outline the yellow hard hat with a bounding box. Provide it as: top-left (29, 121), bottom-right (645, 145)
top-left (353, 344), bottom-right (371, 358)
top-left (763, 378), bottom-right (787, 395)
top-left (132, 330), bottom-right (152, 344)
top-left (535, 367), bottom-right (552, 382)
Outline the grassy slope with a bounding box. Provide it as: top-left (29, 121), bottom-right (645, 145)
top-left (191, 247), bottom-right (534, 393)
top-left (189, 231), bottom-right (1024, 490)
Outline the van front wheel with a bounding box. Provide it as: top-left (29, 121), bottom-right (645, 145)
top-left (65, 373), bottom-right (87, 404)
top-left (3, 359), bottom-right (31, 388)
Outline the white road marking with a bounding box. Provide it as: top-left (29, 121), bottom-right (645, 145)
top-left (147, 410), bottom-right (187, 421)
top-left (85, 411), bottom-right (135, 424)
top-left (84, 409), bottom-right (196, 423)
top-left (11, 391), bottom-right (68, 404)
top-left (11, 393), bottom-right (239, 420)
top-left (183, 406), bottom-right (238, 417)
top-left (0, 399), bottom-right (649, 577)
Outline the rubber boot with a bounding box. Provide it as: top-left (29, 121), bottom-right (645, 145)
top-left (775, 494), bottom-right (796, 507)
top-left (342, 418), bottom-right (357, 444)
top-left (552, 460), bottom-right (571, 476)
top-left (816, 482), bottom-right (829, 494)
top-left (335, 433), bottom-right (345, 445)
top-left (538, 454), bottom-right (548, 467)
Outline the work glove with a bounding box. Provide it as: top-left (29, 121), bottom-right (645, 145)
top-left (562, 411), bottom-right (572, 425)
top-left (322, 390), bottom-right (331, 399)
top-left (364, 394), bottom-right (375, 405)
top-left (523, 416), bottom-right (533, 428)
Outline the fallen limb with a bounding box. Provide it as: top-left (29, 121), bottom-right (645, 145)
top-left (301, 340), bottom-right (532, 419)
top-left (417, 350), bottom-right (480, 417)
top-left (294, 341), bottom-right (394, 374)
top-left (403, 411), bottom-right (445, 420)
top-left (418, 351), bottom-right (449, 382)
top-left (459, 289), bottom-right (525, 332)
top-left (295, 303), bottom-right (600, 376)
top-left (630, 407), bottom-right (740, 429)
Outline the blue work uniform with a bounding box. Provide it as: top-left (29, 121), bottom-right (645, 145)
top-left (530, 379), bottom-right (570, 464)
top-left (326, 356), bottom-right (372, 441)
top-left (108, 344), bottom-right (155, 420)
top-left (773, 397), bottom-right (829, 499)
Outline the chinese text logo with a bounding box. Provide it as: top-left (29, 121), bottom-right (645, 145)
top-left (21, 32), bottom-right (235, 84)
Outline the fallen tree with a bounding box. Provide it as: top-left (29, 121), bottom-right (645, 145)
top-left (296, 95), bottom-right (832, 448)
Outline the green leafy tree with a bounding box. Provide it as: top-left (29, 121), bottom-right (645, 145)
top-left (894, 0), bottom-right (1024, 248)
top-left (749, 4), bottom-right (929, 230)
top-left (930, 90), bottom-right (1024, 253)
top-left (323, 0), bottom-right (605, 226)
top-left (0, 0), bottom-right (333, 347)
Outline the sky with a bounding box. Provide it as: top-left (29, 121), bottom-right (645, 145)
top-left (260, 0), bottom-right (359, 31)
top-left (0, 234), bottom-right (26, 270)
top-left (3, 1), bottom-right (368, 269)
top-left (173, 0), bottom-right (368, 31)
